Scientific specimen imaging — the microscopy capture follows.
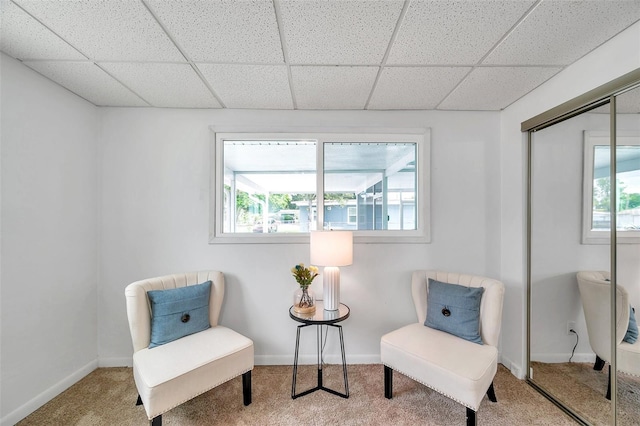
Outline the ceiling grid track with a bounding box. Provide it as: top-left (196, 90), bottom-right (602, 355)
top-left (364, 0), bottom-right (412, 110)
top-left (434, 0), bottom-right (544, 110)
top-left (272, 0), bottom-right (298, 110)
top-left (477, 0), bottom-right (544, 66)
top-left (9, 0), bottom-right (88, 61)
top-left (10, 0), bottom-right (152, 107)
top-left (93, 64), bottom-right (153, 106)
top-left (140, 0), bottom-right (227, 108)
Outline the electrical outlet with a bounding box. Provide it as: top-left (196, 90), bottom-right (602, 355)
top-left (567, 321), bottom-right (576, 335)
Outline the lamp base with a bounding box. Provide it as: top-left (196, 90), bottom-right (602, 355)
top-left (323, 266), bottom-right (340, 311)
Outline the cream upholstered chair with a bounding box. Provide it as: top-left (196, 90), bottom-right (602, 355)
top-left (125, 271), bottom-right (254, 425)
top-left (576, 271), bottom-right (640, 399)
top-left (381, 270), bottom-right (505, 426)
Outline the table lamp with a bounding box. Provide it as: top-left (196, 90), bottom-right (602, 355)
top-left (310, 230), bottom-right (353, 311)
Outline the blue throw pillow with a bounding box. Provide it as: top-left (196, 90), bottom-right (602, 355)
top-left (147, 281), bottom-right (212, 348)
top-left (425, 279), bottom-right (484, 344)
top-left (624, 305), bottom-right (638, 344)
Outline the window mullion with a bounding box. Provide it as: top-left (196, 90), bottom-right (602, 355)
top-left (382, 174), bottom-right (388, 230)
top-left (316, 138), bottom-right (325, 230)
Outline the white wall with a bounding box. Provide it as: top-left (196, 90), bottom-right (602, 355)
top-left (99, 108), bottom-right (502, 365)
top-left (500, 21), bottom-right (640, 377)
top-left (0, 54), bottom-right (100, 424)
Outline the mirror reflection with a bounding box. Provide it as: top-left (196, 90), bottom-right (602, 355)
top-left (530, 85), bottom-right (640, 424)
top-left (615, 84), bottom-right (640, 426)
top-left (530, 103), bottom-right (614, 425)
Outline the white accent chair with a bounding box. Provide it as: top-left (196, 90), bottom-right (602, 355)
top-left (381, 271), bottom-right (505, 426)
top-left (576, 271), bottom-right (640, 399)
top-left (125, 271), bottom-right (254, 425)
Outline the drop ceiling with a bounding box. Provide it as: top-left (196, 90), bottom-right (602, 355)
top-left (2, 0), bottom-right (639, 111)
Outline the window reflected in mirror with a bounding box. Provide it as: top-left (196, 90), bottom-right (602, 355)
top-left (583, 132), bottom-right (640, 243)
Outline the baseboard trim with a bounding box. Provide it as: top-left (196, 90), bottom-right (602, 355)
top-left (1, 359), bottom-right (97, 426)
top-left (531, 353), bottom-right (595, 364)
top-left (98, 357), bottom-right (132, 367)
top-left (500, 354), bottom-right (524, 379)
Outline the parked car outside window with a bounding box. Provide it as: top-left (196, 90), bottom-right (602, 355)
top-left (252, 218), bottom-right (278, 233)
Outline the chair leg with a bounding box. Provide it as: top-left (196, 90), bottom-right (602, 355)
top-left (151, 415), bottom-right (162, 426)
top-left (486, 381), bottom-right (497, 402)
top-left (606, 365), bottom-right (611, 400)
top-left (242, 370), bottom-right (252, 406)
top-left (466, 407), bottom-right (477, 426)
top-left (594, 355), bottom-right (606, 371)
top-left (384, 365), bottom-right (393, 399)
top-left (136, 395), bottom-right (142, 406)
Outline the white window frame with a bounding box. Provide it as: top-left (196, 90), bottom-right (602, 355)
top-left (582, 130), bottom-right (640, 244)
top-left (209, 127), bottom-right (431, 244)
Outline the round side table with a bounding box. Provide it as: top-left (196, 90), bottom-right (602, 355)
top-left (289, 301), bottom-right (350, 399)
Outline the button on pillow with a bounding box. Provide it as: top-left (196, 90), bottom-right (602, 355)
top-left (148, 281), bottom-right (212, 348)
top-left (425, 278), bottom-right (484, 344)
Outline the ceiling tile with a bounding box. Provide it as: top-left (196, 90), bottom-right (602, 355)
top-left (387, 0), bottom-right (535, 65)
top-left (197, 64), bottom-right (292, 109)
top-left (280, 0), bottom-right (404, 64)
top-left (591, 85), bottom-right (640, 113)
top-left (22, 61), bottom-right (148, 106)
top-left (146, 0), bottom-right (283, 63)
top-left (0, 1), bottom-right (86, 60)
top-left (98, 62), bottom-right (220, 108)
top-left (4, 0), bottom-right (640, 111)
top-left (368, 67), bottom-right (470, 110)
top-left (484, 0), bottom-right (640, 65)
top-left (291, 66), bottom-right (378, 109)
top-left (438, 67), bottom-right (562, 111)
top-left (14, 0), bottom-right (184, 61)
top-left (616, 86), bottom-right (640, 114)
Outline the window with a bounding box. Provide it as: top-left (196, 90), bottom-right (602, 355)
top-left (210, 129), bottom-right (430, 243)
top-left (582, 131), bottom-right (640, 243)
top-left (347, 207), bottom-right (357, 225)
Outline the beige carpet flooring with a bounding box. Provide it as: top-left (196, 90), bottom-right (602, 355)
top-left (18, 364), bottom-right (576, 426)
top-left (531, 361), bottom-right (640, 426)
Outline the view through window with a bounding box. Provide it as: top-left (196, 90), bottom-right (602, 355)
top-left (222, 140), bottom-right (317, 234)
top-left (212, 131), bottom-right (429, 242)
top-left (323, 142), bottom-right (416, 231)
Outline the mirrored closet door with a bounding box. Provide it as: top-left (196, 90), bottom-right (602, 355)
top-left (526, 70), bottom-right (640, 425)
top-left (614, 84), bottom-right (640, 426)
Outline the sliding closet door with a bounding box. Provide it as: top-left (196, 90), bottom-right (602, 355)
top-left (614, 85), bottom-right (640, 425)
top-left (529, 103), bottom-right (613, 424)
top-left (525, 69), bottom-right (640, 425)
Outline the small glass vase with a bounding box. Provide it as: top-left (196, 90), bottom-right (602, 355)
top-left (293, 286), bottom-right (315, 314)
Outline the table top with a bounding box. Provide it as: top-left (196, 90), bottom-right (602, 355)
top-left (289, 301), bottom-right (350, 325)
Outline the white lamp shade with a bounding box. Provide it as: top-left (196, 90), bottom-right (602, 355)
top-left (310, 231), bottom-right (353, 267)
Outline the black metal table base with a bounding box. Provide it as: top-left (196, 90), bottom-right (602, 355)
top-left (291, 323), bottom-right (349, 399)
